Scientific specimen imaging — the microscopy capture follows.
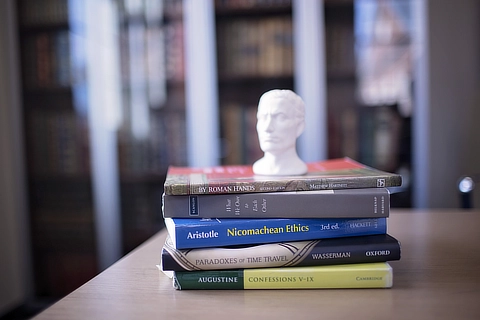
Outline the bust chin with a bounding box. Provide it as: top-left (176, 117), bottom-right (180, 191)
top-left (252, 156), bottom-right (308, 176)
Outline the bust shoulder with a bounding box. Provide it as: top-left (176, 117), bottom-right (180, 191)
top-left (253, 156), bottom-right (307, 176)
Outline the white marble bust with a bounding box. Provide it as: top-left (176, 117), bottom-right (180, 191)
top-left (253, 89), bottom-right (308, 176)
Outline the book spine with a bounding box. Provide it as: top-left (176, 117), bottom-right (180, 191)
top-left (173, 262), bottom-right (393, 290)
top-left (164, 175), bottom-right (402, 196)
top-left (163, 188), bottom-right (390, 218)
top-left (166, 217), bottom-right (387, 249)
top-left (161, 234), bottom-right (401, 271)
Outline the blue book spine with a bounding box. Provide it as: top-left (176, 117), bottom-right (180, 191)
top-left (165, 217), bottom-right (387, 249)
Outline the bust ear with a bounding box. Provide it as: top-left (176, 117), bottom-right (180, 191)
top-left (296, 120), bottom-right (305, 138)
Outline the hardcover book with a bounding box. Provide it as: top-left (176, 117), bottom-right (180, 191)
top-left (164, 157), bottom-right (402, 196)
top-left (164, 217), bottom-right (387, 249)
top-left (162, 187), bottom-right (390, 219)
top-left (168, 262), bottom-right (393, 290)
top-left (161, 234), bottom-right (401, 271)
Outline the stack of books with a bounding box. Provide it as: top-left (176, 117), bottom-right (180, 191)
top-left (159, 157), bottom-right (402, 290)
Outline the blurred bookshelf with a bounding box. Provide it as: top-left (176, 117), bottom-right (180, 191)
top-left (215, 0), bottom-right (294, 165)
top-left (214, 1), bottom-right (352, 162)
top-left (13, 0), bottom-right (412, 301)
top-left (15, 0), bottom-right (186, 298)
top-left (115, 0), bottom-right (186, 253)
top-left (214, 0), bottom-right (412, 205)
top-left (214, 0), bottom-right (358, 166)
top-left (17, 0), bottom-right (96, 298)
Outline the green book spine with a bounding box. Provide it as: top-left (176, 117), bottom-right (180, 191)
top-left (174, 270), bottom-right (244, 290)
top-left (172, 262), bottom-right (393, 290)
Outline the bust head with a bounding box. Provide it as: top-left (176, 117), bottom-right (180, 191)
top-left (253, 89), bottom-right (307, 175)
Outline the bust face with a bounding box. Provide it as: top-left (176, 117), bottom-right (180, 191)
top-left (256, 97), bottom-right (300, 154)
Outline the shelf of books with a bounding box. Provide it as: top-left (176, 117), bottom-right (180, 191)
top-left (16, 0), bottom-right (186, 297)
top-left (215, 0), bottom-right (295, 166)
top-left (16, 0), bottom-right (97, 298)
top-left (213, 0), bottom-right (412, 206)
top-left (116, 0), bottom-right (186, 252)
top-left (214, 0), bottom-right (358, 167)
top-left (159, 158), bottom-right (402, 290)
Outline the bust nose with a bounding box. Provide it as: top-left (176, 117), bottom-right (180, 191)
top-left (265, 117), bottom-right (275, 132)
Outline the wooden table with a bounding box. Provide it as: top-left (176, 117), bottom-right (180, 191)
top-left (33, 209), bottom-right (480, 319)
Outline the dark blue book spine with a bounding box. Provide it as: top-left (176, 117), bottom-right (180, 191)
top-left (166, 217), bottom-right (387, 249)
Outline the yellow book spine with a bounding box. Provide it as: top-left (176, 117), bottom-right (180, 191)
top-left (243, 262), bottom-right (393, 289)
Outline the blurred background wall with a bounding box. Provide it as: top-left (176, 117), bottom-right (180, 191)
top-left (1, 0), bottom-right (479, 318)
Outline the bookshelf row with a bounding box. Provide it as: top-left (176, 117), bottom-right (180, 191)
top-left (19, 1), bottom-right (355, 105)
top-left (25, 109), bottom-right (90, 177)
top-left (25, 108), bottom-right (187, 178)
top-left (217, 16), bottom-right (293, 79)
top-left (18, 0), bottom-right (181, 26)
top-left (20, 21), bottom-right (184, 99)
top-left (117, 110), bottom-right (187, 177)
top-left (215, 0), bottom-right (292, 10)
top-left (325, 18), bottom-right (355, 78)
top-left (220, 103), bottom-right (262, 165)
top-left (21, 31), bottom-right (78, 90)
top-left (28, 177), bottom-right (97, 296)
top-left (18, 0), bottom-right (69, 27)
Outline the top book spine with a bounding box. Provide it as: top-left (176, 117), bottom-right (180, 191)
top-left (164, 157), bottom-right (402, 196)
